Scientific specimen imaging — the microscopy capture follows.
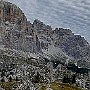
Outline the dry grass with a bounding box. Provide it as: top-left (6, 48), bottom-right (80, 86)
top-left (40, 82), bottom-right (84, 90)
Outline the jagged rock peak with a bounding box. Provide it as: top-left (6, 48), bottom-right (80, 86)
top-left (33, 19), bottom-right (52, 30)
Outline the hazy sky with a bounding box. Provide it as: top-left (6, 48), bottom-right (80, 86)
top-left (6, 0), bottom-right (90, 43)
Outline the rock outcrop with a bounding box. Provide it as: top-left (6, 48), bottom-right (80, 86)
top-left (0, 0), bottom-right (41, 53)
top-left (0, 0), bottom-right (27, 30)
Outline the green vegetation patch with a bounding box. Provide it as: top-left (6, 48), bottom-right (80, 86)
top-left (0, 81), bottom-right (15, 90)
top-left (51, 82), bottom-right (84, 90)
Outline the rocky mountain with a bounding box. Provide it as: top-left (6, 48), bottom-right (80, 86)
top-left (0, 1), bottom-right (90, 90)
top-left (0, 0), bottom-right (90, 67)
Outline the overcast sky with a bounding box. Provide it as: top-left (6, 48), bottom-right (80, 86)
top-left (6, 0), bottom-right (90, 43)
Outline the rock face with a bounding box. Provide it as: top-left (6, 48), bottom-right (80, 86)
top-left (52, 28), bottom-right (90, 59)
top-left (0, 1), bottom-right (90, 64)
top-left (0, 0), bottom-right (27, 30)
top-left (33, 20), bottom-right (90, 59)
top-left (0, 0), bottom-right (41, 53)
top-left (33, 20), bottom-right (90, 69)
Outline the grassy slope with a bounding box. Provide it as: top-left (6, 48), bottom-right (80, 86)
top-left (40, 82), bottom-right (84, 90)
